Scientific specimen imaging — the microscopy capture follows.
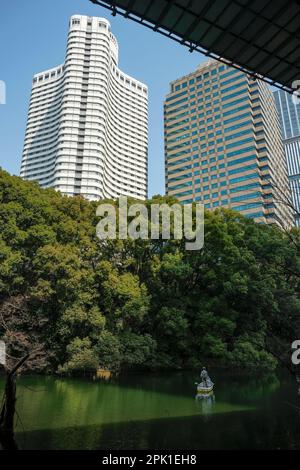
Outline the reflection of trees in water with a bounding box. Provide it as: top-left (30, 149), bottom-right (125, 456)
top-left (118, 370), bottom-right (282, 404)
top-left (15, 402), bottom-right (300, 450)
top-left (95, 402), bottom-right (300, 450)
top-left (9, 371), bottom-right (300, 450)
top-left (118, 371), bottom-right (193, 397)
top-left (215, 372), bottom-right (280, 404)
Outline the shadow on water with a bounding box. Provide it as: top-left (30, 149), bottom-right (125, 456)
top-left (15, 406), bottom-right (300, 450)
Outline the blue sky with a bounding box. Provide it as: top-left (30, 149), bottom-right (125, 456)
top-left (0, 0), bottom-right (205, 196)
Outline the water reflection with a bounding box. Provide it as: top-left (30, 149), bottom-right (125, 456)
top-left (0, 369), bottom-right (298, 449)
top-left (196, 393), bottom-right (216, 418)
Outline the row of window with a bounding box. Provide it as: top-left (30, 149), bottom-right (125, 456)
top-left (33, 66), bottom-right (65, 83)
top-left (165, 97), bottom-right (250, 125)
top-left (171, 66), bottom-right (241, 93)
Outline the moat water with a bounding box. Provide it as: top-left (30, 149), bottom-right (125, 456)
top-left (0, 369), bottom-right (299, 449)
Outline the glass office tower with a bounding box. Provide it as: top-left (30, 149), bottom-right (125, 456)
top-left (164, 59), bottom-right (293, 229)
top-left (274, 89), bottom-right (300, 226)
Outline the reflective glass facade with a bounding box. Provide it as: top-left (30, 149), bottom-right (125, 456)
top-left (165, 59), bottom-right (293, 228)
top-left (274, 90), bottom-right (300, 226)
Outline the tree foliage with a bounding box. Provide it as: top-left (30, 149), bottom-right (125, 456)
top-left (0, 170), bottom-right (299, 373)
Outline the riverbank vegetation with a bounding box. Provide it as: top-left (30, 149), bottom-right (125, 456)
top-left (0, 170), bottom-right (299, 374)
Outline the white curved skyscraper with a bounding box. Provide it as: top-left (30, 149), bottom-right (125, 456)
top-left (20, 15), bottom-right (148, 200)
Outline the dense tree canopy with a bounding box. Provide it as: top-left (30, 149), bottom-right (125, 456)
top-left (0, 170), bottom-right (299, 374)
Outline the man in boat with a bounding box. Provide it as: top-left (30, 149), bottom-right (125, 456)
top-left (200, 367), bottom-right (209, 387)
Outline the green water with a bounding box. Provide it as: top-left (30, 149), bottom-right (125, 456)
top-left (0, 370), bottom-right (299, 449)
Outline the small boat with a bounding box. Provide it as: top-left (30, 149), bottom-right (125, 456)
top-left (195, 380), bottom-right (214, 398)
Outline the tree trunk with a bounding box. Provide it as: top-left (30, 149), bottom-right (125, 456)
top-left (0, 372), bottom-right (16, 431)
top-left (0, 373), bottom-right (17, 449)
top-left (0, 354), bottom-right (29, 450)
